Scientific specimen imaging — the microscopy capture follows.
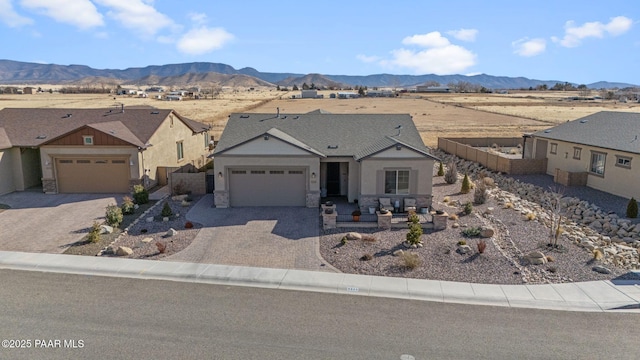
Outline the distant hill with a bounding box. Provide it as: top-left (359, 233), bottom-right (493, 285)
top-left (121, 72), bottom-right (274, 88)
top-left (0, 59), bottom-right (636, 89)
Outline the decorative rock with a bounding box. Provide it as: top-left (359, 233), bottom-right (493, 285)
top-left (116, 246), bottom-right (133, 256)
top-left (484, 207), bottom-right (494, 215)
top-left (165, 228), bottom-right (178, 237)
top-left (392, 249), bottom-right (404, 257)
top-left (452, 223), bottom-right (460, 228)
top-left (345, 232), bottom-right (362, 240)
top-left (163, 217), bottom-right (169, 222)
top-left (480, 227), bottom-right (494, 238)
top-left (181, 200), bottom-right (191, 207)
top-left (457, 244), bottom-right (472, 254)
top-left (141, 237), bottom-right (153, 243)
top-left (146, 217), bottom-right (154, 223)
top-left (524, 251), bottom-right (547, 265)
top-left (134, 204), bottom-right (139, 210)
top-left (592, 265), bottom-right (612, 274)
top-left (99, 225), bottom-right (113, 234)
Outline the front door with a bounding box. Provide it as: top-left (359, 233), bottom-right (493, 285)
top-left (326, 162), bottom-right (340, 196)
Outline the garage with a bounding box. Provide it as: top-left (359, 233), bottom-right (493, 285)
top-left (228, 168), bottom-right (306, 206)
top-left (56, 157), bottom-right (130, 193)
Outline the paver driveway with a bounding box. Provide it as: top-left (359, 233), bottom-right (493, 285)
top-left (166, 195), bottom-right (337, 272)
top-left (0, 191), bottom-right (122, 253)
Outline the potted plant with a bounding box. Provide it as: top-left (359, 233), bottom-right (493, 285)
top-left (351, 209), bottom-right (362, 222)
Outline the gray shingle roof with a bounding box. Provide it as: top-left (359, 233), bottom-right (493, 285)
top-left (0, 108), bottom-right (210, 148)
top-left (532, 111), bottom-right (640, 154)
top-left (214, 111), bottom-right (436, 160)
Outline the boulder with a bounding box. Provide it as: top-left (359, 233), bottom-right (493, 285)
top-left (146, 217), bottom-right (154, 223)
top-left (392, 249), bottom-right (404, 257)
top-left (99, 225), bottom-right (114, 234)
top-left (141, 237), bottom-right (153, 243)
top-left (345, 232), bottom-right (362, 240)
top-left (592, 265), bottom-right (612, 275)
top-left (524, 251), bottom-right (547, 265)
top-left (165, 228), bottom-right (178, 237)
top-left (457, 244), bottom-right (472, 254)
top-left (480, 227), bottom-right (494, 238)
top-left (116, 246), bottom-right (133, 256)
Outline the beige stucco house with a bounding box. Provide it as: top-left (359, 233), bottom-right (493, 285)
top-left (0, 107), bottom-right (211, 195)
top-left (529, 111), bottom-right (640, 200)
top-left (213, 110), bottom-right (439, 209)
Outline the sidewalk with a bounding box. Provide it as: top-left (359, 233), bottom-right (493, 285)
top-left (1, 250), bottom-right (638, 312)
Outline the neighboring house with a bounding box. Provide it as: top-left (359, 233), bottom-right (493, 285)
top-left (301, 90), bottom-right (317, 98)
top-left (212, 110), bottom-right (439, 209)
top-left (416, 86), bottom-right (450, 93)
top-left (529, 111), bottom-right (640, 200)
top-left (0, 107), bottom-right (211, 195)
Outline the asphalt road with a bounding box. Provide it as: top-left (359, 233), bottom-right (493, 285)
top-left (1, 269), bottom-right (638, 360)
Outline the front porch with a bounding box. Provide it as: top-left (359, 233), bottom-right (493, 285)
top-left (321, 197), bottom-right (434, 229)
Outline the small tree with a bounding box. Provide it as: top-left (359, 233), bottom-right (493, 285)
top-left (161, 202), bottom-right (173, 217)
top-left (406, 223), bottom-right (423, 245)
top-left (87, 222), bottom-right (101, 243)
top-left (105, 204), bottom-right (123, 227)
top-left (132, 184), bottom-right (149, 205)
top-left (121, 196), bottom-right (135, 215)
top-left (460, 174), bottom-right (471, 194)
top-left (463, 201), bottom-right (473, 215)
top-left (437, 162), bottom-right (444, 176)
top-left (627, 197), bottom-right (638, 218)
top-left (444, 161), bottom-right (458, 184)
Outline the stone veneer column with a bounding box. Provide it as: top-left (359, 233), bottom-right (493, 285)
top-left (322, 211), bottom-right (337, 230)
top-left (214, 191), bottom-right (229, 208)
top-left (306, 191), bottom-right (320, 208)
top-left (433, 212), bottom-right (448, 230)
top-left (377, 211), bottom-right (392, 229)
top-left (42, 178), bottom-right (57, 194)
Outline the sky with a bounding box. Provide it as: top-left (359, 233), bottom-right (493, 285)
top-left (0, 0), bottom-right (638, 85)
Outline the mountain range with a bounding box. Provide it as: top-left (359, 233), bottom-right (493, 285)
top-left (0, 59), bottom-right (636, 90)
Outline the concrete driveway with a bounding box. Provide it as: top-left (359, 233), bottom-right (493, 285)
top-left (166, 195), bottom-right (337, 272)
top-left (0, 191), bottom-right (123, 253)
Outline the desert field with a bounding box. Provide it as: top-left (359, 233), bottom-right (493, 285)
top-left (1, 88), bottom-right (638, 147)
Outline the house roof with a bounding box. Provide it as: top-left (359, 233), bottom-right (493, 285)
top-left (0, 108), bottom-right (210, 148)
top-left (0, 127), bottom-right (11, 149)
top-left (532, 111), bottom-right (640, 154)
top-left (214, 110), bottom-right (437, 160)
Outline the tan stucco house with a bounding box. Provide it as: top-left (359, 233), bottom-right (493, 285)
top-left (529, 111), bottom-right (640, 200)
top-left (0, 107), bottom-right (211, 195)
top-left (213, 110), bottom-right (439, 209)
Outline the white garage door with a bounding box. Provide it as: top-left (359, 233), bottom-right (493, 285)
top-left (229, 168), bottom-right (306, 207)
top-left (56, 158), bottom-right (130, 193)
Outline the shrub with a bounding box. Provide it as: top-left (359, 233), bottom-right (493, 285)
top-left (121, 196), bottom-right (135, 215)
top-left (460, 173), bottom-right (471, 194)
top-left (87, 222), bottom-right (101, 243)
top-left (474, 180), bottom-right (488, 205)
top-left (546, 255), bottom-right (555, 263)
top-left (437, 162), bottom-right (445, 176)
top-left (525, 212), bottom-right (536, 221)
top-left (156, 241), bottom-right (167, 254)
top-left (360, 253), bottom-right (373, 261)
top-left (457, 239), bottom-right (467, 246)
top-left (463, 201), bottom-right (473, 215)
top-left (462, 226), bottom-right (482, 237)
top-left (627, 197), bottom-right (638, 218)
top-left (105, 204), bottom-right (123, 227)
top-left (351, 209), bottom-right (361, 216)
top-left (406, 223), bottom-right (423, 245)
top-left (407, 210), bottom-right (419, 224)
top-left (161, 201), bottom-right (173, 217)
top-left (477, 240), bottom-right (487, 254)
top-left (444, 161), bottom-right (458, 184)
top-left (592, 249), bottom-right (603, 260)
top-left (399, 252), bottom-right (421, 270)
top-left (443, 196), bottom-right (451, 203)
top-left (132, 184), bottom-right (149, 205)
top-left (448, 213), bottom-right (459, 221)
top-left (504, 202), bottom-right (514, 209)
top-left (340, 237), bottom-right (348, 245)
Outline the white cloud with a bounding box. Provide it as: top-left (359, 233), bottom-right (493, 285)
top-left (447, 28), bottom-right (478, 42)
top-left (512, 37), bottom-right (546, 57)
top-left (0, 0), bottom-right (33, 27)
top-left (553, 16), bottom-right (632, 47)
top-left (381, 31), bottom-right (476, 74)
top-left (20, 0), bottom-right (103, 29)
top-left (188, 12), bottom-right (207, 26)
top-left (176, 26), bottom-right (233, 55)
top-left (356, 54), bottom-right (380, 63)
top-left (93, 0), bottom-right (175, 37)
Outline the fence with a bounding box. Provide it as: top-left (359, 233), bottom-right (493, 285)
top-left (438, 137), bottom-right (547, 175)
top-left (168, 164), bottom-right (207, 195)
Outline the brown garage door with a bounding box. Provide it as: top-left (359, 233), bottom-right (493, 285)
top-left (56, 158), bottom-right (130, 193)
top-left (229, 168), bottom-right (306, 207)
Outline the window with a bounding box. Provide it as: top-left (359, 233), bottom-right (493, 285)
top-left (83, 135), bottom-right (93, 145)
top-left (269, 170), bottom-right (284, 174)
top-left (251, 170), bottom-right (265, 174)
top-left (573, 147), bottom-right (581, 160)
top-left (615, 155), bottom-right (632, 169)
top-left (289, 170), bottom-right (303, 174)
top-left (77, 159), bottom-right (90, 164)
top-left (112, 160), bottom-right (126, 164)
top-left (176, 141), bottom-right (184, 161)
top-left (94, 160), bottom-right (108, 164)
top-left (590, 151), bottom-right (606, 176)
top-left (204, 132), bottom-right (210, 148)
top-left (231, 170), bottom-right (246, 174)
top-left (384, 170), bottom-right (410, 194)
top-left (550, 143), bottom-right (557, 155)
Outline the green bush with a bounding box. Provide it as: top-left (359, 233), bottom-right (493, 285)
top-left (627, 197), bottom-right (638, 218)
top-left (132, 184), bottom-right (149, 205)
top-left (406, 223), bottom-right (423, 245)
top-left (399, 252), bottom-right (421, 269)
top-left (463, 201), bottom-right (473, 215)
top-left (407, 210), bottom-right (420, 224)
top-left (461, 226), bottom-right (482, 237)
top-left (161, 201), bottom-right (173, 217)
top-left (437, 162), bottom-right (444, 176)
top-left (121, 196), bottom-right (135, 215)
top-left (87, 222), bottom-right (101, 243)
top-left (105, 204), bottom-right (123, 227)
top-left (460, 174), bottom-right (471, 194)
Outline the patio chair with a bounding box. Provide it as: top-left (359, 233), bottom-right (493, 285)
top-left (379, 197), bottom-right (394, 212)
top-left (403, 198), bottom-right (417, 213)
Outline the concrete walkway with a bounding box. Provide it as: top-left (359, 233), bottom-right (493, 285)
top-left (1, 250), bottom-right (638, 312)
top-left (165, 195), bottom-right (333, 272)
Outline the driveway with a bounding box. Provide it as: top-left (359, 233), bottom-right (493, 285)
top-left (0, 191), bottom-right (123, 253)
top-left (166, 195), bottom-right (337, 272)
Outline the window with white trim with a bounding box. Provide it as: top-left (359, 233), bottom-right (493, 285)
top-left (83, 135), bottom-right (93, 145)
top-left (384, 170), bottom-right (410, 194)
top-left (590, 151), bottom-right (606, 176)
top-left (615, 155), bottom-right (631, 169)
top-left (176, 141), bottom-right (184, 161)
top-left (550, 143), bottom-right (557, 155)
top-left (573, 147), bottom-right (581, 160)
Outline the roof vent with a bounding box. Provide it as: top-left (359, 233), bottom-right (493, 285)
top-left (327, 145), bottom-right (339, 149)
top-left (281, 116), bottom-right (287, 119)
top-left (544, 130), bottom-right (552, 133)
top-left (579, 119), bottom-right (588, 123)
top-left (293, 116), bottom-right (299, 119)
top-left (240, 115), bottom-right (250, 118)
top-left (65, 113), bottom-right (72, 118)
top-left (36, 135), bottom-right (47, 139)
top-left (151, 111), bottom-right (159, 114)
